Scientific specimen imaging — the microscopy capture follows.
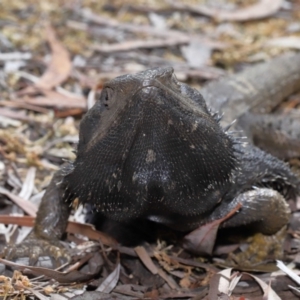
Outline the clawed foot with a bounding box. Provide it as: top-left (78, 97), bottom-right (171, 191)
top-left (2, 232), bottom-right (70, 268)
top-left (224, 227), bottom-right (286, 271)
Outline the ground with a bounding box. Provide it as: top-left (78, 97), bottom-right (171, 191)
top-left (0, 0), bottom-right (300, 299)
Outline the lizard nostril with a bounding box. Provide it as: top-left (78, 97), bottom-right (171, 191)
top-left (100, 87), bottom-right (114, 109)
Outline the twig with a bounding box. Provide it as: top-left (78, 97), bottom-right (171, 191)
top-left (92, 37), bottom-right (189, 53)
top-left (78, 8), bottom-right (227, 49)
top-left (168, 0), bottom-right (283, 22)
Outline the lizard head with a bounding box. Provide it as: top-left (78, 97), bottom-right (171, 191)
top-left (64, 67), bottom-right (237, 230)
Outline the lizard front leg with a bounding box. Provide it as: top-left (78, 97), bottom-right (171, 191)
top-left (208, 144), bottom-right (299, 269)
top-left (3, 164), bottom-right (73, 266)
top-left (218, 188), bottom-right (290, 268)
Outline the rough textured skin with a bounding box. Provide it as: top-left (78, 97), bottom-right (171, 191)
top-left (201, 52), bottom-right (300, 159)
top-left (201, 52), bottom-right (300, 125)
top-left (63, 67), bottom-right (236, 230)
top-left (239, 111), bottom-right (300, 159)
top-left (212, 144), bottom-right (297, 232)
top-left (4, 53), bottom-right (300, 265)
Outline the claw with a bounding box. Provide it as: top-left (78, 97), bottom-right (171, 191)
top-left (2, 233), bottom-right (70, 268)
top-left (225, 227), bottom-right (286, 270)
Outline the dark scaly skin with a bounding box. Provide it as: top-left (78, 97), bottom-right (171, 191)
top-left (201, 52), bottom-right (300, 124)
top-left (63, 67), bottom-right (237, 229)
top-left (198, 144), bottom-right (298, 232)
top-left (198, 52), bottom-right (300, 267)
top-left (3, 53), bottom-right (300, 267)
top-left (201, 52), bottom-right (300, 160)
top-left (34, 166), bottom-right (72, 241)
top-left (239, 111), bottom-right (300, 159)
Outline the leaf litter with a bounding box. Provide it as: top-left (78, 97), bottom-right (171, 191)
top-left (0, 0), bottom-right (300, 299)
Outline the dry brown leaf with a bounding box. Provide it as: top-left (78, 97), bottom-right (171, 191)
top-left (134, 246), bottom-right (158, 275)
top-left (15, 90), bottom-right (86, 109)
top-left (218, 269), bottom-right (241, 296)
top-left (183, 203), bottom-right (241, 255)
top-left (55, 108), bottom-right (85, 118)
top-left (211, 0), bottom-right (283, 21)
top-left (0, 215), bottom-right (117, 247)
top-left (0, 100), bottom-right (49, 114)
top-left (157, 268), bottom-right (178, 290)
top-left (243, 273), bottom-right (281, 300)
top-left (19, 167), bottom-right (36, 200)
top-left (183, 221), bottom-right (220, 256)
top-left (0, 108), bottom-right (30, 123)
top-left (92, 37), bottom-right (189, 53)
top-left (66, 221), bottom-right (117, 247)
top-left (134, 246), bottom-right (178, 289)
top-left (96, 263), bottom-right (120, 293)
top-left (35, 25), bottom-right (72, 90)
top-left (207, 273), bottom-right (223, 300)
top-left (210, 269), bottom-right (281, 299)
top-left (168, 255), bottom-right (212, 271)
top-left (0, 215), bottom-right (35, 227)
top-left (0, 258), bottom-right (99, 284)
top-left (80, 8), bottom-right (227, 49)
top-left (0, 187), bottom-right (37, 216)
